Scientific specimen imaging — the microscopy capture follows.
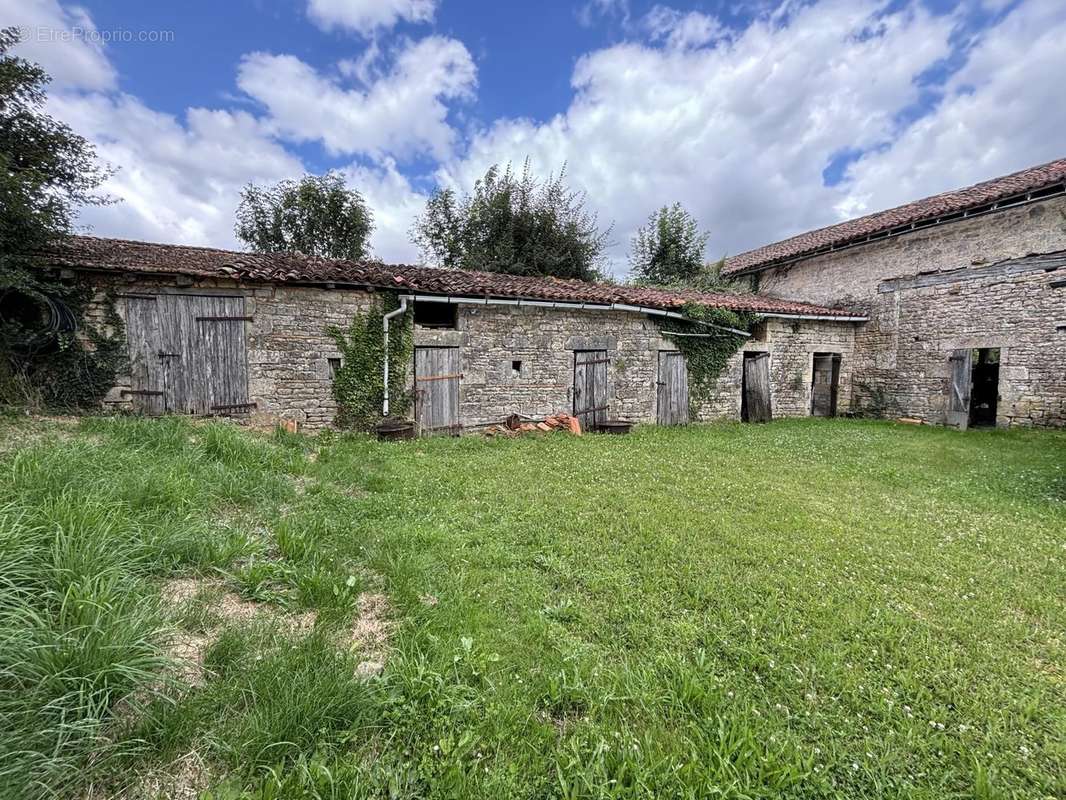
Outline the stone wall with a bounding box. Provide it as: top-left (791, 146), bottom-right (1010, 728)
top-left (696, 318), bottom-right (857, 420)
top-left (81, 272), bottom-right (861, 430)
top-left (753, 195), bottom-right (1066, 427)
top-left (83, 273), bottom-right (365, 429)
top-left (757, 195), bottom-right (1066, 306)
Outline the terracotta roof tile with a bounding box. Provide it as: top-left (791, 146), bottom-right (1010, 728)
top-left (724, 157), bottom-right (1066, 274)
top-left (46, 235), bottom-right (862, 318)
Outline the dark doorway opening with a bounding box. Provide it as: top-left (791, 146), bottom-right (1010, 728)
top-left (811, 352), bottom-right (842, 417)
top-left (969, 347), bottom-right (1000, 427)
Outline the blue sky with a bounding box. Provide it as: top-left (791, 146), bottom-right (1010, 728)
top-left (6, 0), bottom-right (1066, 275)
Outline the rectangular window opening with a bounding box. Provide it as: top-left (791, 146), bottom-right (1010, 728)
top-left (511, 360), bottom-right (523, 378)
top-left (328, 357), bottom-right (342, 378)
top-left (414, 301), bottom-right (457, 329)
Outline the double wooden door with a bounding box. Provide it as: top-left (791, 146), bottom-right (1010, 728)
top-left (124, 293), bottom-right (250, 415)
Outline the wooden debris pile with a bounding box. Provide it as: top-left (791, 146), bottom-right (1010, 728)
top-left (484, 412), bottom-right (582, 437)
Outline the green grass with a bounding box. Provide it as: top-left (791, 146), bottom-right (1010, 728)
top-left (0, 415), bottom-right (1063, 799)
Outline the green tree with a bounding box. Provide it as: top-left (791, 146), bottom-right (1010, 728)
top-left (628, 202), bottom-right (710, 286)
top-left (0, 27), bottom-right (118, 408)
top-left (0, 27), bottom-right (108, 286)
top-left (411, 160), bottom-right (609, 281)
top-left (235, 172), bottom-right (374, 260)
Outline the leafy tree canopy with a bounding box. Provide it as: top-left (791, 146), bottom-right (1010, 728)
top-left (411, 160), bottom-right (610, 282)
top-left (0, 28), bottom-right (121, 412)
top-left (0, 27), bottom-right (108, 289)
top-left (628, 202), bottom-right (710, 287)
top-left (235, 172), bottom-right (374, 261)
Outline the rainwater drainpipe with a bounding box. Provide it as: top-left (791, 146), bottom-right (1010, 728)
top-left (381, 295), bottom-right (411, 417)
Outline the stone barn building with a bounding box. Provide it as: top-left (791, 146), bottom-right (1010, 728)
top-left (43, 237), bottom-right (862, 432)
top-left (36, 157), bottom-right (1066, 433)
top-left (724, 157), bottom-right (1066, 428)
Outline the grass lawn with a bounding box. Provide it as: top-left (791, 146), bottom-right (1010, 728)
top-left (0, 416), bottom-right (1063, 799)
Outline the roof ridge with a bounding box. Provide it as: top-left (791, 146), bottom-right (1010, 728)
top-left (724, 156), bottom-right (1066, 274)
top-left (48, 234), bottom-right (864, 317)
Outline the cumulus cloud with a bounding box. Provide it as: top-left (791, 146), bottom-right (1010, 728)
top-left (306, 0), bottom-right (436, 36)
top-left (643, 5), bottom-right (724, 50)
top-left (9, 0), bottom-right (1066, 276)
top-left (439, 0), bottom-right (957, 273)
top-left (339, 159), bottom-right (428, 262)
top-left (838, 0), bottom-right (1066, 215)
top-left (0, 0), bottom-right (115, 90)
top-left (237, 36), bottom-right (477, 160)
top-left (47, 92), bottom-right (304, 246)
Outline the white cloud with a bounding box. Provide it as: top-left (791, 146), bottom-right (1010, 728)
top-left (838, 0), bottom-right (1066, 214)
top-left (439, 0), bottom-right (956, 274)
top-left (577, 0), bottom-right (632, 28)
top-left (306, 0), bottom-right (436, 36)
top-left (47, 92), bottom-right (305, 245)
top-left (237, 36), bottom-right (477, 160)
top-left (340, 159), bottom-right (428, 262)
top-left (643, 5), bottom-right (724, 50)
top-left (10, 0), bottom-right (1066, 277)
top-left (1, 0), bottom-right (115, 90)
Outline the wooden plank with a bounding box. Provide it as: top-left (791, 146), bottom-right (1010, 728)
top-left (415, 347), bottom-right (461, 435)
top-left (195, 315), bottom-right (254, 322)
top-left (657, 351), bottom-right (689, 425)
top-left (415, 373), bottom-right (463, 382)
top-left (879, 254), bottom-right (1066, 293)
top-left (742, 352), bottom-right (772, 423)
top-left (946, 349), bottom-right (972, 430)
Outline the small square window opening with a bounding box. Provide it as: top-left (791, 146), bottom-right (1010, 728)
top-left (511, 360), bottom-right (523, 378)
top-left (327, 357), bottom-right (342, 378)
top-left (414, 301), bottom-right (457, 329)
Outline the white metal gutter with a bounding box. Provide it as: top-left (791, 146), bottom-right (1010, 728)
top-left (381, 296), bottom-right (409, 417)
top-left (402, 293), bottom-right (752, 336)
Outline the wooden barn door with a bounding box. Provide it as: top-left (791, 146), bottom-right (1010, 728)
top-left (573, 350), bottom-right (609, 431)
top-left (124, 295), bottom-right (166, 414)
top-left (656, 351), bottom-right (689, 425)
top-left (186, 296), bottom-right (251, 414)
top-left (414, 346), bottom-right (461, 435)
top-left (741, 352), bottom-right (772, 423)
top-left (946, 349), bottom-right (973, 430)
top-left (124, 293), bottom-right (250, 415)
top-left (811, 353), bottom-right (842, 417)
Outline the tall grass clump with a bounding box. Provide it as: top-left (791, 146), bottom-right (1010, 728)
top-left (0, 501), bottom-right (169, 798)
top-left (0, 418), bottom-right (312, 797)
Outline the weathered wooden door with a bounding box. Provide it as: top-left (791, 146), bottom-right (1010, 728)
top-left (656, 351), bottom-right (689, 425)
top-left (414, 346), bottom-right (461, 435)
top-left (124, 293), bottom-right (250, 415)
top-left (573, 350), bottom-right (609, 431)
top-left (124, 295), bottom-right (166, 414)
top-left (811, 353), bottom-right (842, 417)
top-left (741, 352), bottom-right (772, 423)
top-left (946, 349), bottom-right (973, 430)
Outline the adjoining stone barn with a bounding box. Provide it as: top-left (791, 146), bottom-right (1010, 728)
top-left (43, 236), bottom-right (862, 433)
top-left (724, 157), bottom-right (1066, 429)
top-left (32, 156), bottom-right (1066, 433)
